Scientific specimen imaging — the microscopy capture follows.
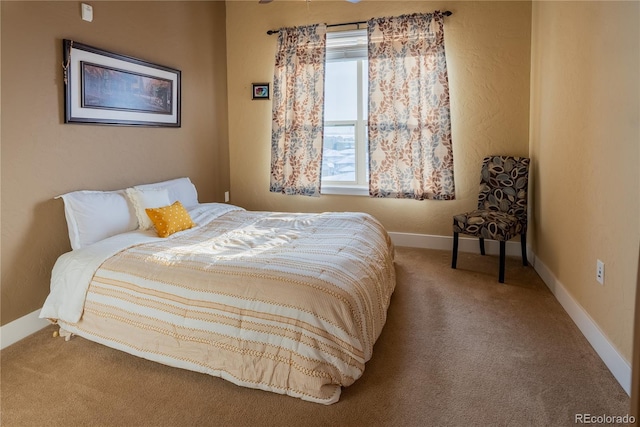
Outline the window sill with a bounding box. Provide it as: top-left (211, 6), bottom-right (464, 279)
top-left (321, 185), bottom-right (369, 196)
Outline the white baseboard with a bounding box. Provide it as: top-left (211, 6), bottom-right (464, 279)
top-left (1, 309), bottom-right (50, 350)
top-left (389, 232), bottom-right (631, 396)
top-left (388, 231), bottom-right (525, 257)
top-left (532, 253), bottom-right (631, 395)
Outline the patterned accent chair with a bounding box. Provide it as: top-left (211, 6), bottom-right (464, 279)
top-left (451, 155), bottom-right (530, 283)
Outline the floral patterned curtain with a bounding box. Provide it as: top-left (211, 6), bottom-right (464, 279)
top-left (368, 12), bottom-right (455, 200)
top-left (270, 24), bottom-right (327, 197)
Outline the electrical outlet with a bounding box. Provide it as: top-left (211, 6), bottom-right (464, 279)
top-left (224, 191), bottom-right (230, 203)
top-left (596, 259), bottom-right (605, 285)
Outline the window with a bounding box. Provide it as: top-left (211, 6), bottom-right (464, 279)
top-left (321, 30), bottom-right (369, 196)
top-left (271, 15), bottom-right (452, 199)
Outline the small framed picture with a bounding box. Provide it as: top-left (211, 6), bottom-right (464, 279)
top-left (252, 83), bottom-right (270, 100)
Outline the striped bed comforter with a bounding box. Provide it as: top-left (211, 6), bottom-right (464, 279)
top-left (41, 204), bottom-right (396, 404)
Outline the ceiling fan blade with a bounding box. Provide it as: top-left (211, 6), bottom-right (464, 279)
top-left (259, 0), bottom-right (358, 4)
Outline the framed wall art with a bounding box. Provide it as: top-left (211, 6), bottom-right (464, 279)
top-left (62, 39), bottom-right (181, 127)
top-left (252, 83), bottom-right (270, 100)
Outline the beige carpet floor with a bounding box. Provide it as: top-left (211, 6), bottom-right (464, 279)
top-left (0, 247), bottom-right (630, 426)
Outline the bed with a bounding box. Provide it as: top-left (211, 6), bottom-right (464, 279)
top-left (40, 178), bottom-right (396, 405)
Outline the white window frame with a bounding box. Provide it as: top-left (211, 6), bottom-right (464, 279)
top-left (321, 30), bottom-right (369, 197)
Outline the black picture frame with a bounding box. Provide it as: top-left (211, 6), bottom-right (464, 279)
top-left (252, 83), bottom-right (270, 100)
top-left (63, 39), bottom-right (181, 127)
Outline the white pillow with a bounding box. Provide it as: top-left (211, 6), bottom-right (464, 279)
top-left (57, 190), bottom-right (138, 250)
top-left (133, 177), bottom-right (198, 208)
top-left (125, 187), bottom-right (171, 230)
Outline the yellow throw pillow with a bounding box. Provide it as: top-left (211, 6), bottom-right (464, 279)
top-left (145, 201), bottom-right (195, 238)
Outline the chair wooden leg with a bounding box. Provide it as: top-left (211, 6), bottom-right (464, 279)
top-left (521, 233), bottom-right (528, 266)
top-left (479, 238), bottom-right (486, 255)
top-left (452, 232), bottom-right (459, 269)
top-left (499, 241), bottom-right (506, 283)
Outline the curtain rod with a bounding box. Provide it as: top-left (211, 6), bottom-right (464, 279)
top-left (266, 10), bottom-right (452, 35)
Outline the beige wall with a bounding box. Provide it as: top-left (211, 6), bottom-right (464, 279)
top-left (0, 1), bottom-right (230, 325)
top-left (530, 1), bottom-right (639, 360)
top-left (226, 1), bottom-right (532, 235)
